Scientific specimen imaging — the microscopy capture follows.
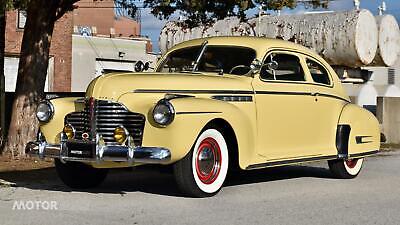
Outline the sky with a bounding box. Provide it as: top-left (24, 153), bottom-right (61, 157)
top-left (139, 0), bottom-right (400, 53)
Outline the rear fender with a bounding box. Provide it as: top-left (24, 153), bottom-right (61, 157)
top-left (338, 104), bottom-right (380, 156)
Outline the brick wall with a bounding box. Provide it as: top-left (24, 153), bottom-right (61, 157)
top-left (73, 0), bottom-right (115, 35)
top-left (5, 10), bottom-right (73, 92)
top-left (74, 0), bottom-right (140, 37)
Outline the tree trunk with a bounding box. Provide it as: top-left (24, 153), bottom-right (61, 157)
top-left (4, 0), bottom-right (59, 158)
top-left (370, 15), bottom-right (400, 67)
top-left (0, 3), bottom-right (5, 149)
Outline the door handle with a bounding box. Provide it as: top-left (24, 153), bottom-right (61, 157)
top-left (311, 92), bottom-right (319, 96)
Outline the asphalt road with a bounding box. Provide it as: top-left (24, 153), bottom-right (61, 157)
top-left (0, 150), bottom-right (399, 225)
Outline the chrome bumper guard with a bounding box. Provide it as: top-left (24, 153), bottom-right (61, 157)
top-left (25, 133), bottom-right (171, 164)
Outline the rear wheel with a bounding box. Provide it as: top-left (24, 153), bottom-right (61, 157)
top-left (328, 158), bottom-right (364, 179)
top-left (174, 128), bottom-right (229, 197)
top-left (55, 159), bottom-right (108, 189)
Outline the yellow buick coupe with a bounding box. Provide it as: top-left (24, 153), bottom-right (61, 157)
top-left (26, 37), bottom-right (380, 197)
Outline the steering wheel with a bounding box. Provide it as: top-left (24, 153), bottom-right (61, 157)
top-left (229, 65), bottom-right (251, 75)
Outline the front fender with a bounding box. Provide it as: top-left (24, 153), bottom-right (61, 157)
top-left (118, 93), bottom-right (256, 168)
top-left (40, 97), bottom-right (81, 144)
top-left (338, 104), bottom-right (380, 155)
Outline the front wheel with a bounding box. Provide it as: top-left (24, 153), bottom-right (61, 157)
top-left (328, 158), bottom-right (364, 179)
top-left (55, 159), bottom-right (108, 189)
top-left (174, 129), bottom-right (229, 197)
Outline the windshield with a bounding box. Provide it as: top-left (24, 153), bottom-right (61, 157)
top-left (157, 45), bottom-right (256, 75)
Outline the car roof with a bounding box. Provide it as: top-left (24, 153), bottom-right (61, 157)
top-left (168, 36), bottom-right (321, 59)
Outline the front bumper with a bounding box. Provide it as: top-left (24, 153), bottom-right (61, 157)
top-left (25, 133), bottom-right (171, 164)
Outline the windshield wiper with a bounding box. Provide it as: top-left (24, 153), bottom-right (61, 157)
top-left (192, 40), bottom-right (208, 72)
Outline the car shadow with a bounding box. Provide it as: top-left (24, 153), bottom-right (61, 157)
top-left (0, 163), bottom-right (334, 198)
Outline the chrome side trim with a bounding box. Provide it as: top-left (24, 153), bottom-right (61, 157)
top-left (211, 95), bottom-right (253, 102)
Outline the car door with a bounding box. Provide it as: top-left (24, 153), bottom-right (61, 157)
top-left (302, 56), bottom-right (348, 156)
top-left (252, 51), bottom-right (318, 160)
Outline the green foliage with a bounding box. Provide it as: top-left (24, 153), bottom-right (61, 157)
top-left (136, 0), bottom-right (331, 27)
top-left (0, 0), bottom-right (29, 12)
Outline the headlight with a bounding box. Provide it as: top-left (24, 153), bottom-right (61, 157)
top-left (63, 124), bottom-right (75, 139)
top-left (36, 101), bottom-right (54, 122)
top-left (152, 99), bottom-right (175, 126)
top-left (114, 126), bottom-right (129, 144)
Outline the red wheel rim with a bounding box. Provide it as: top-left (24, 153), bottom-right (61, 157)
top-left (345, 159), bottom-right (359, 169)
top-left (195, 137), bottom-right (222, 184)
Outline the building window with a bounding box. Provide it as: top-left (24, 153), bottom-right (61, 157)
top-left (17, 10), bottom-right (27, 29)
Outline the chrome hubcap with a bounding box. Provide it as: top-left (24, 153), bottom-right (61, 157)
top-left (345, 159), bottom-right (359, 168)
top-left (195, 137), bottom-right (222, 184)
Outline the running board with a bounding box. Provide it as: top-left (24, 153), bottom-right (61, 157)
top-left (246, 150), bottom-right (379, 170)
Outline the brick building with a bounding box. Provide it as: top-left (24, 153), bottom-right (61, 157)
top-left (74, 0), bottom-right (141, 38)
top-left (4, 1), bottom-right (151, 93)
top-left (73, 0), bottom-right (152, 52)
top-left (5, 10), bottom-right (73, 92)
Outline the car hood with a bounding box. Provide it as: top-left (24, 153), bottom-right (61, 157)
top-left (86, 72), bottom-right (254, 101)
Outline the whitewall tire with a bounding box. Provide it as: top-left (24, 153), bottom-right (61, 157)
top-left (344, 158), bottom-right (364, 176)
top-left (174, 128), bottom-right (229, 197)
top-left (328, 158), bottom-right (364, 179)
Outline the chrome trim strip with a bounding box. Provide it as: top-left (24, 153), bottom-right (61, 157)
top-left (349, 150), bottom-right (379, 158)
top-left (246, 150), bottom-right (379, 170)
top-left (176, 111), bottom-right (222, 115)
top-left (211, 95), bottom-right (253, 102)
top-left (133, 89), bottom-right (254, 95)
top-left (246, 155), bottom-right (338, 170)
top-left (355, 136), bottom-right (373, 144)
top-left (255, 91), bottom-right (350, 103)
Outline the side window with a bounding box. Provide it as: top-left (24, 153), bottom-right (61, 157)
top-left (260, 53), bottom-right (305, 82)
top-left (306, 59), bottom-right (331, 85)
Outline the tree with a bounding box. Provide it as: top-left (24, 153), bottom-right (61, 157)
top-left (141, 0), bottom-right (331, 27)
top-left (4, 0), bottom-right (78, 158)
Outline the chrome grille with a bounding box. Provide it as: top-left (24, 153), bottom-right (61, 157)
top-left (65, 99), bottom-right (145, 146)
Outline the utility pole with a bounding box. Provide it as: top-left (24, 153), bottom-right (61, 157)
top-left (258, 4), bottom-right (263, 37)
top-left (378, 1), bottom-right (387, 15)
top-left (354, 0), bottom-right (360, 10)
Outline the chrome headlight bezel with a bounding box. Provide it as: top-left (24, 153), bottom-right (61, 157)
top-left (36, 100), bottom-right (54, 123)
top-left (152, 99), bottom-right (175, 126)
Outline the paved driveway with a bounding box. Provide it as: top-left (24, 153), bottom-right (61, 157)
top-left (0, 150), bottom-right (399, 225)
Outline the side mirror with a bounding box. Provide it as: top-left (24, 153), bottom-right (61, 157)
top-left (266, 60), bottom-right (279, 71)
top-left (135, 61), bottom-right (145, 72)
top-left (250, 59), bottom-right (262, 75)
top-left (135, 61), bottom-right (152, 72)
top-left (144, 62), bottom-right (150, 71)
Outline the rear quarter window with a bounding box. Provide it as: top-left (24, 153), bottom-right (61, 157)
top-left (306, 59), bottom-right (331, 85)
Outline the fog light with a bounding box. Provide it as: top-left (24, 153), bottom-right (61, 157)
top-left (114, 126), bottom-right (129, 144)
top-left (63, 124), bottom-right (75, 139)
